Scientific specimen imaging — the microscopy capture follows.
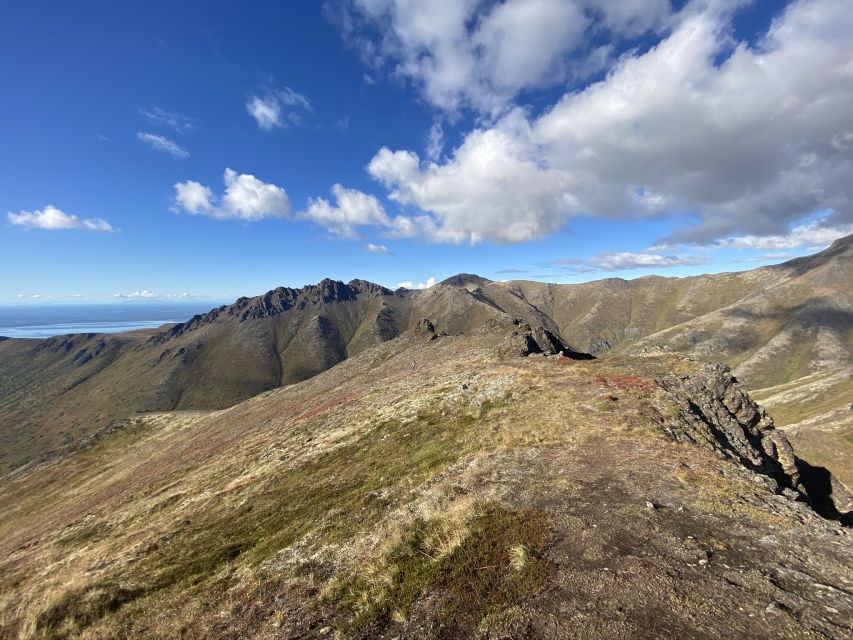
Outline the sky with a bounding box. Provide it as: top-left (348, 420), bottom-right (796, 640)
top-left (1, 0), bottom-right (852, 303)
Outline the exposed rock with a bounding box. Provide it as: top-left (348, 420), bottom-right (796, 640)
top-left (439, 273), bottom-right (492, 288)
top-left (654, 357), bottom-right (850, 518)
top-left (415, 318), bottom-right (438, 340)
top-left (152, 279), bottom-right (395, 342)
top-left (505, 321), bottom-right (592, 359)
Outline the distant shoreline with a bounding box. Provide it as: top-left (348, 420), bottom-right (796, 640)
top-left (0, 302), bottom-right (222, 339)
top-left (0, 320), bottom-right (183, 339)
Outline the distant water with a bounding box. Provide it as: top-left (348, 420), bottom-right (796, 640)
top-left (0, 302), bottom-right (225, 339)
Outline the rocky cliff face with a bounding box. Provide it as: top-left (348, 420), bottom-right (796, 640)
top-left (653, 352), bottom-right (852, 520)
top-left (658, 357), bottom-right (799, 486)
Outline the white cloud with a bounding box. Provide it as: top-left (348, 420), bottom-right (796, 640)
top-left (173, 181), bottom-right (215, 215)
top-left (246, 87), bottom-right (311, 129)
top-left (303, 184), bottom-right (391, 238)
top-left (114, 289), bottom-right (156, 299)
top-left (397, 276), bottom-right (437, 290)
top-left (139, 107), bottom-right (194, 133)
top-left (174, 169), bottom-right (292, 221)
top-left (112, 290), bottom-right (200, 300)
top-left (365, 242), bottom-right (392, 254)
top-left (368, 110), bottom-right (572, 243)
top-left (550, 251), bottom-right (711, 274)
top-left (355, 0), bottom-right (853, 246)
top-left (246, 96), bottom-right (281, 130)
top-left (473, 0), bottom-right (588, 92)
top-left (714, 220), bottom-right (853, 251)
top-left (733, 253), bottom-right (794, 264)
top-left (425, 121), bottom-right (444, 161)
top-left (137, 132), bottom-right (189, 158)
top-left (7, 205), bottom-right (113, 232)
top-left (336, 0), bottom-right (671, 115)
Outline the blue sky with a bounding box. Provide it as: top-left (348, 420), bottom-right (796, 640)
top-left (2, 0), bottom-right (852, 302)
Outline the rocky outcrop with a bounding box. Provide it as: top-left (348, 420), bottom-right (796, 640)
top-left (504, 320), bottom-right (591, 358)
top-left (657, 357), bottom-right (808, 500)
top-left (414, 318), bottom-right (438, 340)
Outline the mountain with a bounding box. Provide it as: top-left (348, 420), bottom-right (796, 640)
top-left (0, 279), bottom-right (575, 474)
top-left (1, 235), bottom-right (851, 482)
top-left (1, 319), bottom-right (850, 639)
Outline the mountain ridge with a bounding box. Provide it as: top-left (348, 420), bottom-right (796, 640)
top-left (0, 235), bottom-right (851, 481)
top-left (1, 318), bottom-right (850, 639)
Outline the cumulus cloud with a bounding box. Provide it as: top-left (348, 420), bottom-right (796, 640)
top-left (397, 276), bottom-right (437, 290)
top-left (351, 0), bottom-right (853, 246)
top-left (246, 87), bottom-right (311, 129)
top-left (549, 252), bottom-right (711, 274)
top-left (139, 106), bottom-right (195, 133)
top-left (334, 0), bottom-right (671, 115)
top-left (303, 184), bottom-right (391, 238)
top-left (174, 169), bottom-right (292, 221)
top-left (137, 132), bottom-right (189, 158)
top-left (365, 242), bottom-right (392, 254)
top-left (7, 205), bottom-right (113, 232)
top-left (368, 111), bottom-right (573, 243)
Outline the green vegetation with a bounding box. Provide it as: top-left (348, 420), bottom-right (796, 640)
top-left (332, 503), bottom-right (551, 633)
top-left (13, 399), bottom-right (506, 638)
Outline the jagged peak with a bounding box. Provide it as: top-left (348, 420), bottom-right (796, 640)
top-left (150, 278), bottom-right (395, 343)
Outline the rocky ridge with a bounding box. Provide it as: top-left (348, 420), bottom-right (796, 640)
top-left (0, 319), bottom-right (850, 639)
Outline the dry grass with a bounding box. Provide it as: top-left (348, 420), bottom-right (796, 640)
top-left (1, 326), bottom-right (850, 639)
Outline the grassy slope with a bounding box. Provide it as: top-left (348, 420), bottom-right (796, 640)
top-left (1, 326), bottom-right (850, 639)
top-left (751, 367), bottom-right (853, 491)
top-left (0, 290), bottom-right (404, 474)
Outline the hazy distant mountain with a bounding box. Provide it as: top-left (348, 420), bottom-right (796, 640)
top-left (1, 235), bottom-right (851, 479)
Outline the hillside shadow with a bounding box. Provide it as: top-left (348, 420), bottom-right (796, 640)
top-left (797, 459), bottom-right (853, 526)
top-left (722, 303), bottom-right (853, 331)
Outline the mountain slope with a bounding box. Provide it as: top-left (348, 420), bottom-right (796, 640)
top-left (1, 236), bottom-right (851, 478)
top-left (0, 280), bottom-right (563, 474)
top-left (1, 320), bottom-right (850, 639)
top-left (0, 280), bottom-right (411, 473)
